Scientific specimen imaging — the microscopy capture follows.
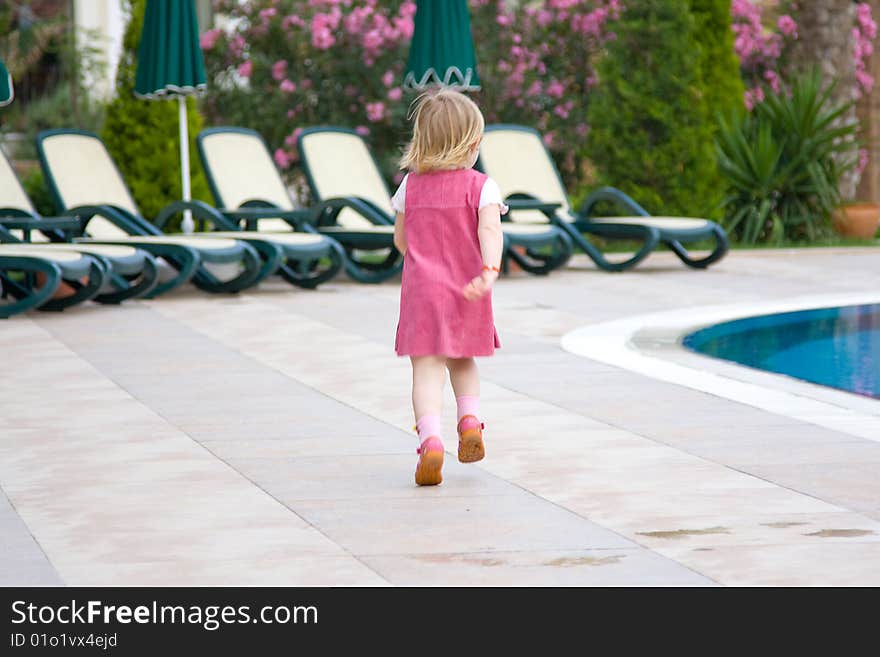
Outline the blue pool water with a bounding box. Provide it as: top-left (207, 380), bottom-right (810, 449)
top-left (683, 303), bottom-right (880, 399)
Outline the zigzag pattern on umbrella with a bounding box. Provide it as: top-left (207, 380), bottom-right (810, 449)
top-left (133, 82), bottom-right (206, 100)
top-left (403, 66), bottom-right (480, 91)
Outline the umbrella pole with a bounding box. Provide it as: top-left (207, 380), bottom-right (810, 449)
top-left (178, 95), bottom-right (194, 234)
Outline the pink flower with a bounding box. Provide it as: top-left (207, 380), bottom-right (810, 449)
top-left (545, 80), bottom-right (565, 98)
top-left (777, 15), bottom-right (797, 38)
top-left (387, 87), bottom-right (403, 101)
top-left (382, 70), bottom-right (394, 87)
top-left (199, 29), bottom-right (221, 50)
top-left (355, 126), bottom-right (370, 136)
top-left (764, 69), bottom-right (781, 93)
top-left (286, 109), bottom-right (296, 119)
top-left (366, 102), bottom-right (385, 122)
top-left (542, 131), bottom-right (556, 148)
top-left (526, 81), bottom-right (542, 98)
top-left (399, 0), bottom-right (417, 18)
top-left (259, 7), bottom-right (277, 22)
top-left (284, 127), bottom-right (304, 148)
top-left (553, 101), bottom-right (573, 119)
top-left (312, 27), bottom-right (335, 49)
top-left (362, 29), bottom-right (383, 53)
top-left (856, 69), bottom-right (874, 95)
top-left (858, 3), bottom-right (878, 39)
top-left (274, 148), bottom-right (291, 169)
top-left (280, 79), bottom-right (296, 93)
top-left (282, 15), bottom-right (304, 30)
top-left (497, 14), bottom-right (513, 27)
top-left (237, 60), bottom-right (253, 78)
top-left (344, 6), bottom-right (372, 35)
top-left (228, 34), bottom-right (246, 58)
top-left (311, 12), bottom-right (339, 50)
top-left (393, 15), bottom-right (414, 40)
top-left (744, 87), bottom-right (765, 112)
top-left (858, 148), bottom-right (870, 176)
top-left (271, 60), bottom-right (288, 81)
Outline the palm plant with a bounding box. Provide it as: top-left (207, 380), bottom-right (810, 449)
top-left (716, 70), bottom-right (859, 244)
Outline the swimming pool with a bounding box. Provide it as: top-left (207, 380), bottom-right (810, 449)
top-left (683, 303), bottom-right (880, 399)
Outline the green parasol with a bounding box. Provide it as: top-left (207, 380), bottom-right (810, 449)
top-left (134, 0), bottom-right (206, 233)
top-left (0, 57), bottom-right (14, 107)
top-left (403, 0), bottom-right (480, 91)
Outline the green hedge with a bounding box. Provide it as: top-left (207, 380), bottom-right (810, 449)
top-left (689, 0), bottom-right (745, 125)
top-left (585, 0), bottom-right (722, 218)
top-left (101, 0), bottom-right (210, 224)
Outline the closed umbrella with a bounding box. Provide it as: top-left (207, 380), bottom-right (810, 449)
top-left (134, 0), bottom-right (206, 233)
top-left (403, 0), bottom-right (480, 91)
top-left (0, 57), bottom-right (14, 107)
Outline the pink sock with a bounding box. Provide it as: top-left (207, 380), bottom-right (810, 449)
top-left (416, 414), bottom-right (442, 442)
top-left (456, 395), bottom-right (480, 421)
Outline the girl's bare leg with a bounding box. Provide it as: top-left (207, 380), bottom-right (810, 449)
top-left (411, 355), bottom-right (447, 430)
top-left (446, 357), bottom-right (480, 399)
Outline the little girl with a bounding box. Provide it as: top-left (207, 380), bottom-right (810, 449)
top-left (391, 89), bottom-right (506, 486)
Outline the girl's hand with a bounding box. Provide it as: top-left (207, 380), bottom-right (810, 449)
top-left (463, 269), bottom-right (499, 301)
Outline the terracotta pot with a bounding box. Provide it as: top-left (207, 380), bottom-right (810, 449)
top-left (832, 202), bottom-right (880, 239)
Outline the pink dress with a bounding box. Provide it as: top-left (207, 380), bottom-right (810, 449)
top-left (395, 168), bottom-right (501, 358)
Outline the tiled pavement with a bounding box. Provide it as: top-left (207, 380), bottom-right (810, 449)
top-left (2, 248), bottom-right (880, 586)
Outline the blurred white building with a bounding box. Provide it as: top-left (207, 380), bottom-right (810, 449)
top-left (72, 0), bottom-right (212, 99)
top-left (72, 0), bottom-right (125, 98)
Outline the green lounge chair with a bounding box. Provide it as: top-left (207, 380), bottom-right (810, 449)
top-left (1, 149), bottom-right (160, 302)
top-left (185, 126), bottom-right (345, 288)
top-left (36, 129), bottom-right (268, 295)
top-left (297, 126), bottom-right (573, 276)
top-left (197, 126), bottom-right (401, 284)
top-left (478, 124), bottom-right (730, 271)
top-left (38, 129), bottom-right (342, 291)
top-left (0, 245), bottom-right (107, 317)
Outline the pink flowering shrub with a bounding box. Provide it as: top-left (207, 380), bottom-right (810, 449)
top-left (854, 2), bottom-right (878, 96)
top-left (469, 0), bottom-right (621, 182)
top-left (201, 0), bottom-right (619, 193)
top-left (202, 0), bottom-right (417, 183)
top-left (732, 0), bottom-right (877, 110)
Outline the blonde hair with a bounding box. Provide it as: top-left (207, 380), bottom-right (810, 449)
top-left (399, 88), bottom-right (485, 173)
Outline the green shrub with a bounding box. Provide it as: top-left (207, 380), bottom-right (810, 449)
top-left (101, 0), bottom-right (210, 224)
top-left (585, 0), bottom-right (721, 217)
top-left (716, 71), bottom-right (859, 244)
top-left (688, 0), bottom-right (744, 123)
top-left (20, 167), bottom-right (56, 218)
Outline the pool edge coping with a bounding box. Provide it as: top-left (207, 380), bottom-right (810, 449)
top-left (560, 292), bottom-right (880, 443)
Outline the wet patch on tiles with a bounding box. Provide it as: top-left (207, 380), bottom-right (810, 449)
top-left (637, 527), bottom-right (731, 540)
top-left (805, 529), bottom-right (875, 538)
top-left (544, 555), bottom-right (624, 567)
top-left (416, 554), bottom-right (507, 567)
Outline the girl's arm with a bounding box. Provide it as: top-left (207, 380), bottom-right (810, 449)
top-left (463, 205), bottom-right (503, 301)
top-left (393, 212), bottom-right (406, 254)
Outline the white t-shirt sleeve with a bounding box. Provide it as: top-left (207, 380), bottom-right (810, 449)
top-left (390, 174), bottom-right (408, 213)
top-left (479, 177), bottom-right (509, 214)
